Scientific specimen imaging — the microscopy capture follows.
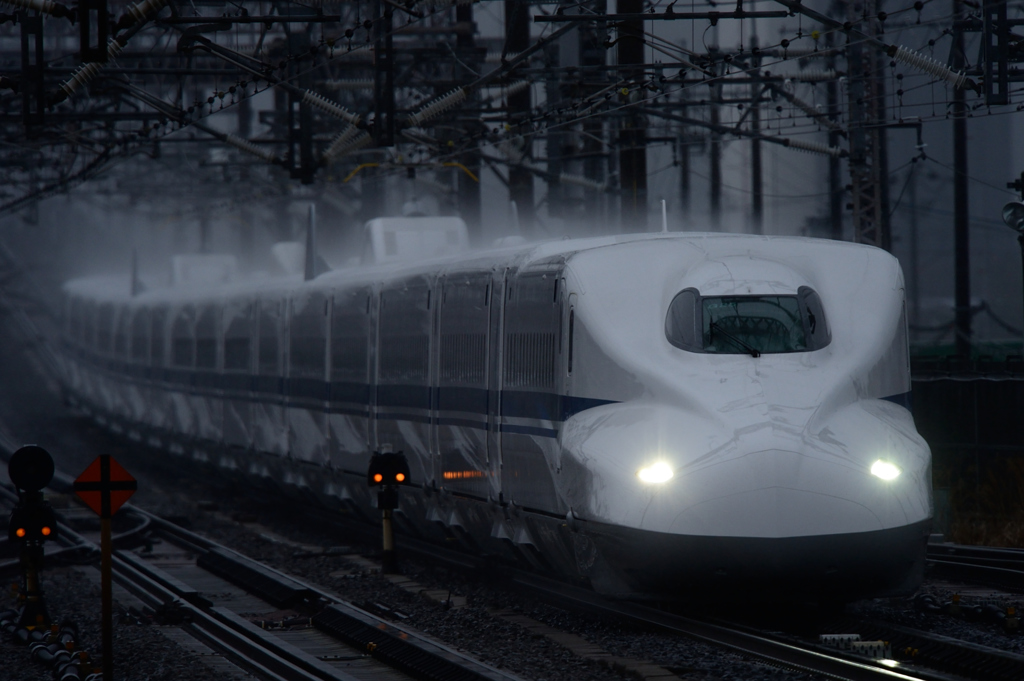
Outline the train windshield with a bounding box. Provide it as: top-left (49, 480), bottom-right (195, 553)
top-left (666, 287), bottom-right (830, 355)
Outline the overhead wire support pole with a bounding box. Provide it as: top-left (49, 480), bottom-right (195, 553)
top-left (616, 0), bottom-right (647, 232)
top-left (374, 0), bottom-right (395, 146)
top-left (953, 0), bottom-right (972, 358)
top-left (504, 0), bottom-right (535, 234)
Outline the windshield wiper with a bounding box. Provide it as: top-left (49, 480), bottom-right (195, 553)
top-left (710, 321), bottom-right (761, 358)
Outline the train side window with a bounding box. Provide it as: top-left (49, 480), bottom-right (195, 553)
top-left (379, 282), bottom-right (430, 383)
top-left (171, 309), bottom-right (194, 367)
top-left (150, 309), bottom-right (166, 366)
top-left (131, 309), bottom-right (149, 362)
top-left (797, 286), bottom-right (831, 350)
top-left (504, 272), bottom-right (560, 389)
top-left (290, 294), bottom-right (327, 378)
top-left (224, 303), bottom-right (252, 372)
top-left (114, 309), bottom-right (130, 357)
top-left (331, 290), bottom-right (369, 383)
top-left (258, 302), bottom-right (280, 376)
top-left (195, 307), bottom-right (217, 370)
top-left (97, 304), bottom-right (114, 354)
top-left (665, 288), bottom-right (702, 352)
top-left (439, 275), bottom-right (489, 386)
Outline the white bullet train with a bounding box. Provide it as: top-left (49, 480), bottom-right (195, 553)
top-left (58, 232), bottom-right (932, 602)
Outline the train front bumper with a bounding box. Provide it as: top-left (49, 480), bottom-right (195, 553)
top-left (580, 516), bottom-right (931, 602)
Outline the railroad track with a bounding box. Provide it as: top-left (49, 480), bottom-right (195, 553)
top-left (4, 427), bottom-right (1023, 681)
top-left (926, 542), bottom-right (1024, 594)
top-left (0, 454), bottom-right (521, 681)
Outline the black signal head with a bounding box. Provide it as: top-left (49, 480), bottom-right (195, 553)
top-left (8, 445), bottom-right (54, 493)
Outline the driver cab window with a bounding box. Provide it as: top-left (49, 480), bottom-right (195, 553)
top-left (666, 286), bottom-right (830, 355)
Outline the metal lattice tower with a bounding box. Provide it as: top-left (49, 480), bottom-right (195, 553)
top-left (844, 0), bottom-right (891, 250)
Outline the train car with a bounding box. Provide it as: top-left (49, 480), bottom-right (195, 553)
top-left (58, 232), bottom-right (932, 602)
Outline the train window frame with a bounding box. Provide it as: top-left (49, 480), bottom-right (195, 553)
top-left (114, 308), bottom-right (130, 358)
top-left (131, 308), bottom-right (150, 363)
top-left (171, 307), bottom-right (195, 368)
top-left (223, 302), bottom-right (253, 373)
top-left (150, 308), bottom-right (166, 367)
top-left (438, 274), bottom-right (490, 387)
top-left (503, 271), bottom-right (561, 390)
top-left (258, 299), bottom-right (282, 377)
top-left (288, 293), bottom-right (328, 379)
top-left (96, 304), bottom-right (114, 354)
top-left (665, 286), bottom-right (831, 355)
top-left (331, 289), bottom-right (370, 384)
top-left (378, 280), bottom-right (432, 384)
top-left (195, 306), bottom-right (218, 371)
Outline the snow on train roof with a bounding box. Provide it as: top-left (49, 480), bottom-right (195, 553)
top-left (63, 232), bottom-right (887, 306)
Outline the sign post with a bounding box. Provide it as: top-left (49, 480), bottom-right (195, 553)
top-left (73, 455), bottom-right (137, 681)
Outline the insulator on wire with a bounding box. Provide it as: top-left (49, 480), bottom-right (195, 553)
top-left (888, 45), bottom-right (969, 90)
top-left (784, 138), bottom-right (845, 158)
top-left (488, 80), bottom-right (530, 101)
top-left (58, 40), bottom-right (124, 100)
top-left (780, 92), bottom-right (844, 133)
top-left (323, 130), bottom-right (371, 162)
top-left (406, 87), bottom-right (467, 127)
top-left (302, 90), bottom-right (360, 125)
top-left (223, 134), bottom-right (277, 163)
top-left (558, 172), bottom-right (605, 192)
top-left (498, 139), bottom-right (525, 164)
top-left (0, 0), bottom-right (72, 19)
top-left (323, 125), bottom-right (362, 158)
top-left (125, 0), bottom-right (168, 25)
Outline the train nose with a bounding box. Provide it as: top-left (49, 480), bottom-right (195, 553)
top-left (665, 448), bottom-right (921, 538)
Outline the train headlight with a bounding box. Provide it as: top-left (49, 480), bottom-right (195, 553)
top-left (637, 461), bottom-right (674, 484)
top-left (870, 460), bottom-right (901, 481)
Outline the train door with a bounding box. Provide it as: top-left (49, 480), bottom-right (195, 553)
top-left (436, 272), bottom-right (492, 499)
top-left (487, 270), bottom-right (505, 499)
top-left (222, 300), bottom-right (254, 451)
top-left (253, 298), bottom-right (287, 457)
top-left (328, 287), bottom-right (373, 475)
top-left (193, 305), bottom-right (223, 448)
top-left (286, 291), bottom-right (330, 465)
top-left (148, 307), bottom-right (171, 435)
top-left (167, 305), bottom-right (196, 442)
top-left (499, 269), bottom-right (566, 513)
top-left (377, 277), bottom-right (434, 487)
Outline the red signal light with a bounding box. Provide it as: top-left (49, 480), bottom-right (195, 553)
top-left (373, 473), bottom-right (383, 483)
top-left (395, 473), bottom-right (405, 482)
top-left (15, 528), bottom-right (25, 538)
top-left (41, 526), bottom-right (51, 536)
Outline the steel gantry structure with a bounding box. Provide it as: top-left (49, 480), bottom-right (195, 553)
top-left (0, 0), bottom-right (1020, 248)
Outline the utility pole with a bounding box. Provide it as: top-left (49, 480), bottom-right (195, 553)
top-left (678, 80), bottom-right (691, 229)
top-left (505, 0), bottom-right (535, 234)
top-left (581, 1), bottom-right (608, 228)
top-left (953, 0), bottom-right (972, 357)
top-left (845, 0), bottom-right (891, 250)
top-left (617, 0), bottom-right (647, 231)
top-left (710, 72), bottom-right (722, 230)
top-left (456, 0), bottom-right (482, 240)
top-left (750, 34), bottom-right (763, 235)
top-left (826, 30), bottom-right (844, 240)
